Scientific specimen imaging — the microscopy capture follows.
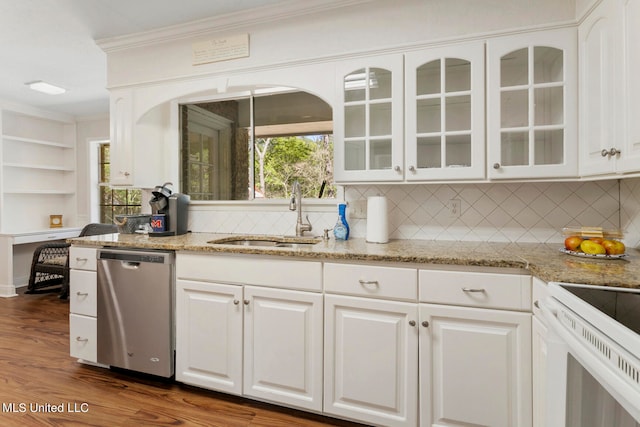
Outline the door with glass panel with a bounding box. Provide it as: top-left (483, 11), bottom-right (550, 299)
top-left (487, 28), bottom-right (577, 179)
top-left (405, 42), bottom-right (485, 181)
top-left (334, 54), bottom-right (404, 182)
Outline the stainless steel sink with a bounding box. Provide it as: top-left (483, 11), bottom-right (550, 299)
top-left (207, 235), bottom-right (321, 248)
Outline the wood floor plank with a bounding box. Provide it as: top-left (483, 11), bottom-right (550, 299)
top-left (0, 290), bottom-right (366, 427)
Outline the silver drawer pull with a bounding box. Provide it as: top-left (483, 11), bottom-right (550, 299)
top-left (462, 287), bottom-right (486, 293)
top-left (75, 337), bottom-right (88, 343)
top-left (75, 257), bottom-right (88, 262)
top-left (76, 292), bottom-right (89, 297)
top-left (358, 280), bottom-right (379, 286)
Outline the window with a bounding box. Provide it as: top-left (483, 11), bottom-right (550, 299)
top-left (98, 143), bottom-right (142, 223)
top-left (180, 89), bottom-right (334, 200)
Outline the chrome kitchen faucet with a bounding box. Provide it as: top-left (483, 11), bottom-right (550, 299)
top-left (289, 180), bottom-right (312, 237)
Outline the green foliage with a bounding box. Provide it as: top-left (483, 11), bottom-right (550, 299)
top-left (254, 135), bottom-right (335, 199)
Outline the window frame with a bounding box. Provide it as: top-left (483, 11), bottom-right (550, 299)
top-left (175, 88), bottom-right (342, 205)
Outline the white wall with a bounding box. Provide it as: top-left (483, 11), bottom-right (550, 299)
top-left (100, 0), bottom-right (576, 89)
top-left (75, 115), bottom-right (109, 225)
top-left (98, 0), bottom-right (640, 247)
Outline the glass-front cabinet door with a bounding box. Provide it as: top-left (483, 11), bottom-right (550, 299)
top-left (405, 42), bottom-right (485, 181)
top-left (487, 28), bottom-right (577, 179)
top-left (334, 54), bottom-right (404, 182)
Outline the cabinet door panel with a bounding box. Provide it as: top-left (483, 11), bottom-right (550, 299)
top-left (325, 294), bottom-right (418, 427)
top-left (70, 270), bottom-right (97, 317)
top-left (420, 304), bottom-right (532, 427)
top-left (579, 0), bottom-right (619, 176)
top-left (175, 280), bottom-right (242, 394)
top-left (405, 42), bottom-right (485, 181)
top-left (69, 314), bottom-right (97, 362)
top-left (334, 54), bottom-right (404, 182)
top-left (488, 28), bottom-right (577, 179)
top-left (618, 0), bottom-right (640, 172)
top-left (243, 286), bottom-right (323, 412)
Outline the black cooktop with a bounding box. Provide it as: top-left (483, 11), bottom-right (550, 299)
top-left (560, 284), bottom-right (640, 335)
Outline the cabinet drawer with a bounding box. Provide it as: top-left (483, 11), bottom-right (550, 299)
top-left (69, 246), bottom-right (97, 271)
top-left (177, 253), bottom-right (322, 291)
top-left (419, 269), bottom-right (531, 311)
top-left (70, 270), bottom-right (97, 317)
top-left (324, 263), bottom-right (417, 301)
top-left (69, 314), bottom-right (97, 362)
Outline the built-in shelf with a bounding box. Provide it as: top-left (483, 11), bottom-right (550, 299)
top-left (3, 190), bottom-right (76, 195)
top-left (0, 106), bottom-right (77, 232)
top-left (3, 162), bottom-right (74, 172)
top-left (1, 134), bottom-right (73, 149)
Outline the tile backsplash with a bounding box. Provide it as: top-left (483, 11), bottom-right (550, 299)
top-left (190, 178), bottom-right (640, 247)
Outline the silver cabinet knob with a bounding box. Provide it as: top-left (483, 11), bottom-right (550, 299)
top-left (233, 299), bottom-right (240, 305)
top-left (408, 165), bottom-right (416, 173)
top-left (243, 299), bottom-right (250, 305)
top-left (422, 321), bottom-right (429, 327)
top-left (409, 320), bottom-right (416, 327)
top-left (493, 163), bottom-right (501, 169)
top-left (394, 165), bottom-right (401, 172)
top-left (602, 148), bottom-right (622, 157)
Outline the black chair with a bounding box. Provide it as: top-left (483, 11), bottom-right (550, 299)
top-left (26, 223), bottom-right (117, 299)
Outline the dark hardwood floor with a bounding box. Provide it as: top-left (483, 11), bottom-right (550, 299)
top-left (0, 288), bottom-right (367, 427)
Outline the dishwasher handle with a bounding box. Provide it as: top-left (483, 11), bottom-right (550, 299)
top-left (98, 249), bottom-right (174, 265)
top-left (122, 261), bottom-right (141, 269)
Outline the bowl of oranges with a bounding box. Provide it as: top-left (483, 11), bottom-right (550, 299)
top-left (561, 226), bottom-right (627, 259)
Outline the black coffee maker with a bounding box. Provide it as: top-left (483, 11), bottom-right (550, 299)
top-left (148, 182), bottom-right (190, 237)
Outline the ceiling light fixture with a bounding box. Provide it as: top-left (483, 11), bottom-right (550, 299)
top-left (25, 80), bottom-right (66, 95)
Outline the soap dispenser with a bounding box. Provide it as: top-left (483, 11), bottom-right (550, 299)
top-left (333, 203), bottom-right (350, 240)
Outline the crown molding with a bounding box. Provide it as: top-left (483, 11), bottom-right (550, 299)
top-left (97, 0), bottom-right (373, 53)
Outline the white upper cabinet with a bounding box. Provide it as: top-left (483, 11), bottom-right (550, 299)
top-left (579, 0), bottom-right (621, 176)
top-left (616, 0), bottom-right (640, 173)
top-left (109, 90), bottom-right (134, 186)
top-left (334, 54), bottom-right (405, 182)
top-left (580, 0), bottom-right (640, 177)
top-left (405, 42), bottom-right (485, 181)
top-left (487, 28), bottom-right (578, 179)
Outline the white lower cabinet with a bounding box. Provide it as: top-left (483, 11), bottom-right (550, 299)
top-left (176, 255), bottom-right (535, 426)
top-left (419, 304), bottom-right (532, 427)
top-left (531, 277), bottom-right (549, 427)
top-left (243, 285), bottom-right (323, 411)
top-left (175, 280), bottom-right (243, 394)
top-left (175, 253), bottom-right (324, 412)
top-left (324, 294), bottom-right (419, 427)
top-left (69, 247), bottom-right (98, 363)
top-left (419, 268), bottom-right (533, 427)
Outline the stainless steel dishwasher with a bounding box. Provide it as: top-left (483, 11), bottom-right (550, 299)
top-left (97, 248), bottom-right (175, 377)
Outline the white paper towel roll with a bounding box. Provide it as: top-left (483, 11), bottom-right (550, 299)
top-left (366, 196), bottom-right (389, 243)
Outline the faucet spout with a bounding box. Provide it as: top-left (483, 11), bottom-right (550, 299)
top-left (290, 180), bottom-right (312, 237)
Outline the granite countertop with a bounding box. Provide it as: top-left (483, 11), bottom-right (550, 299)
top-left (69, 232), bottom-right (640, 289)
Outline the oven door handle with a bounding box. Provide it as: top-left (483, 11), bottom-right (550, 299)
top-left (539, 299), bottom-right (640, 424)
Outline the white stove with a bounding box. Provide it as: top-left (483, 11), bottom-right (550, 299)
top-left (542, 282), bottom-right (640, 426)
